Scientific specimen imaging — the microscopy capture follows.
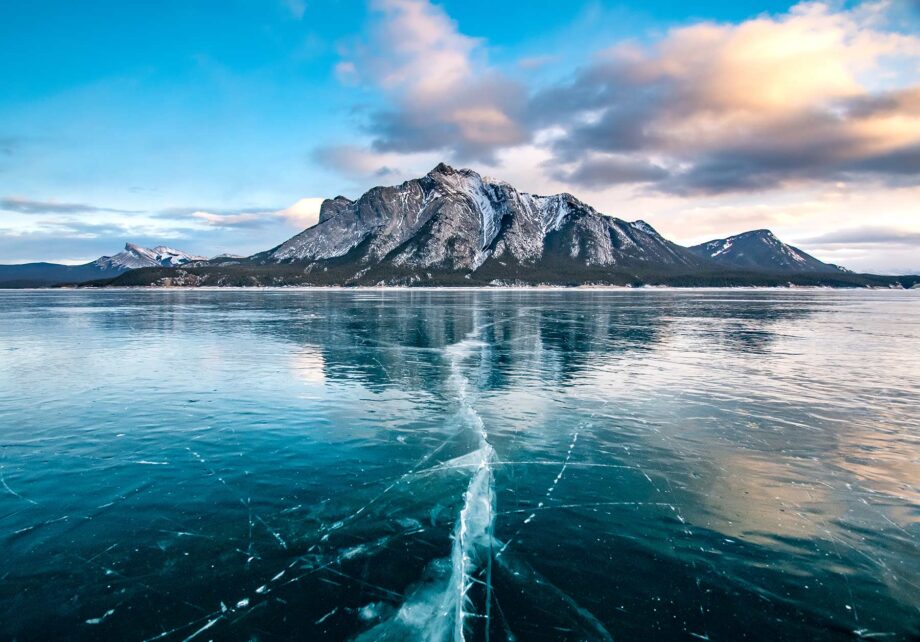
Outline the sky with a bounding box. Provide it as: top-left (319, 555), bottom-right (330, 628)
top-left (1, 0), bottom-right (919, 273)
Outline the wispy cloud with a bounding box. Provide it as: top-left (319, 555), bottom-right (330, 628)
top-left (189, 211), bottom-right (266, 227)
top-left (3, 197), bottom-right (324, 233)
top-left (797, 224), bottom-right (920, 274)
top-left (0, 225), bottom-right (200, 265)
top-left (0, 195), bottom-right (330, 263)
top-left (0, 201), bottom-right (325, 264)
top-left (157, 206), bottom-right (283, 228)
top-left (803, 226), bottom-right (920, 245)
top-left (312, 144), bottom-right (439, 184)
top-left (516, 55), bottom-right (557, 70)
top-left (1, 197), bottom-right (139, 215)
top-left (281, 0), bottom-right (307, 20)
top-left (157, 202), bottom-right (325, 229)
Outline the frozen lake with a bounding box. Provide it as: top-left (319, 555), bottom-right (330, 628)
top-left (0, 289), bottom-right (918, 640)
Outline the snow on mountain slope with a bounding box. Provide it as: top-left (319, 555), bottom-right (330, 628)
top-left (688, 230), bottom-right (846, 273)
top-left (258, 164), bottom-right (702, 275)
top-left (93, 244), bottom-right (207, 271)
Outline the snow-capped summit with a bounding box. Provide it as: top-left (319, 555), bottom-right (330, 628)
top-left (148, 245), bottom-right (208, 266)
top-left (93, 244), bottom-right (206, 271)
top-left (258, 163), bottom-right (701, 276)
top-left (688, 229), bottom-right (845, 273)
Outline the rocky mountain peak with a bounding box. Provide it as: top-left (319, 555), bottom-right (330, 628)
top-left (259, 165), bottom-right (702, 280)
top-left (94, 244), bottom-right (205, 271)
top-left (429, 162), bottom-right (459, 176)
top-left (318, 196), bottom-right (355, 224)
top-left (741, 229), bottom-right (777, 240)
top-left (689, 229), bottom-right (842, 273)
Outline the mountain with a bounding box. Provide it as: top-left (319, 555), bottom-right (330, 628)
top-left (56, 165), bottom-right (920, 288)
top-left (244, 163), bottom-right (704, 284)
top-left (259, 163), bottom-right (701, 273)
top-left (208, 253), bottom-right (246, 262)
top-left (0, 243), bottom-right (206, 288)
top-left (0, 262), bottom-right (119, 289)
top-left (92, 244), bottom-right (206, 271)
top-left (688, 230), bottom-right (845, 273)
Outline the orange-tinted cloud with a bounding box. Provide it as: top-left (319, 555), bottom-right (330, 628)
top-left (534, 1), bottom-right (920, 194)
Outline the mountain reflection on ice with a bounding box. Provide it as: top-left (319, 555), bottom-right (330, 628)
top-left (0, 289), bottom-right (918, 641)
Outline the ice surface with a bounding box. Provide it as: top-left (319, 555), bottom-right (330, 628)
top-left (1, 289), bottom-right (918, 641)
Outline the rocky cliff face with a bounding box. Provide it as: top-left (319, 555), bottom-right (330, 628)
top-left (257, 164), bottom-right (701, 282)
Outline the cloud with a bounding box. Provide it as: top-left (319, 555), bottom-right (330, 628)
top-left (281, 0), bottom-right (306, 19)
top-left (802, 226), bottom-right (920, 245)
top-left (188, 211), bottom-right (266, 228)
top-left (517, 55), bottom-right (557, 70)
top-left (334, 61), bottom-right (358, 84)
top-left (0, 199), bottom-right (322, 264)
top-left (1, 197), bottom-right (139, 215)
top-left (5, 219), bottom-right (142, 240)
top-left (158, 201), bottom-right (326, 230)
top-left (312, 144), bottom-right (440, 183)
top-left (277, 198), bottom-right (324, 227)
top-left (3, 196), bottom-right (322, 239)
top-left (529, 1), bottom-right (920, 194)
top-left (0, 229), bottom-right (153, 265)
top-left (157, 206), bottom-right (282, 229)
top-left (328, 0), bottom-right (920, 196)
top-left (314, 145), bottom-right (391, 176)
top-left (335, 0), bottom-right (528, 162)
top-left (549, 155), bottom-right (670, 188)
top-left (848, 143), bottom-right (920, 176)
top-left (797, 223), bottom-right (920, 273)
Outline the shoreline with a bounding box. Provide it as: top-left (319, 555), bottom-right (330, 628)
top-left (3, 284), bottom-right (918, 293)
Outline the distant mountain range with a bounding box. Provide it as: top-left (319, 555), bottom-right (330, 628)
top-left (0, 244), bottom-right (205, 288)
top-left (1, 165), bottom-right (917, 288)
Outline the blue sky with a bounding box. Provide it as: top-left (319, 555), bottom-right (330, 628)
top-left (2, 0), bottom-right (919, 272)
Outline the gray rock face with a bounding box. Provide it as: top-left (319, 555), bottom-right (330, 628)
top-left (259, 164), bottom-right (701, 277)
top-left (688, 230), bottom-right (845, 273)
